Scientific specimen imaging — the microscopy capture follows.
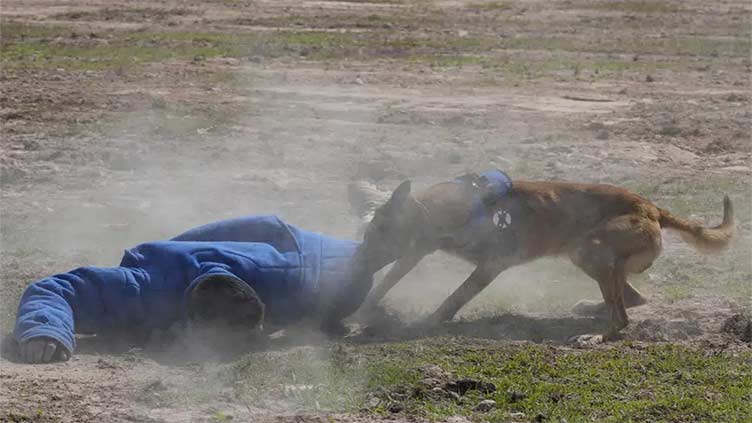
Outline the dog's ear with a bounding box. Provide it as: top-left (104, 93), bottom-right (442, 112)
top-left (347, 180), bottom-right (391, 219)
top-left (387, 180), bottom-right (412, 207)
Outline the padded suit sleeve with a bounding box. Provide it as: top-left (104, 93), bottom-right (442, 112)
top-left (170, 215), bottom-right (298, 252)
top-left (14, 266), bottom-right (143, 354)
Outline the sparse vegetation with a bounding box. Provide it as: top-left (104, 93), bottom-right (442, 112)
top-left (211, 411), bottom-right (233, 422)
top-left (229, 341), bottom-right (752, 422)
top-left (321, 0), bottom-right (404, 4)
top-left (3, 17), bottom-right (748, 73)
top-left (569, 1), bottom-right (686, 14)
top-left (52, 7), bottom-right (194, 22)
top-left (664, 285), bottom-right (691, 303)
top-left (468, 1), bottom-right (512, 11)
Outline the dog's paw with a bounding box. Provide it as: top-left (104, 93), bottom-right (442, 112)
top-left (568, 334), bottom-right (604, 346)
top-left (569, 331), bottom-right (624, 345)
top-left (572, 300), bottom-right (607, 317)
top-left (320, 319), bottom-right (351, 338)
top-left (362, 320), bottom-right (404, 338)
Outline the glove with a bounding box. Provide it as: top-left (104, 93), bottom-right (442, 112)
top-left (19, 337), bottom-right (70, 364)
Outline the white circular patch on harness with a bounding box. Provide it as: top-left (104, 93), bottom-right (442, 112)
top-left (492, 209), bottom-right (512, 230)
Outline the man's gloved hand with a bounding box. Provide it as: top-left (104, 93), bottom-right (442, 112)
top-left (19, 337), bottom-right (70, 364)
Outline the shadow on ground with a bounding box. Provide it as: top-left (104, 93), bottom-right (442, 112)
top-left (4, 309), bottom-right (748, 365)
top-left (1, 313), bottom-right (603, 365)
top-left (347, 312), bottom-right (604, 344)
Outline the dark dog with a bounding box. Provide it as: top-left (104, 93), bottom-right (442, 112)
top-left (344, 171), bottom-right (734, 343)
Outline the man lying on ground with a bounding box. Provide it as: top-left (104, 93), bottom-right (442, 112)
top-left (14, 215), bottom-right (376, 363)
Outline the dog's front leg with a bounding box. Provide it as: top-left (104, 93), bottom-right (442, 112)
top-left (355, 252), bottom-right (426, 326)
top-left (364, 252), bottom-right (426, 310)
top-left (428, 258), bottom-right (511, 322)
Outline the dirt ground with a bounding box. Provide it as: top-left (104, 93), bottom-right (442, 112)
top-left (1, 0), bottom-right (751, 421)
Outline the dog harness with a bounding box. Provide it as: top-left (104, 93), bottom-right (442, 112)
top-left (452, 169), bottom-right (514, 249)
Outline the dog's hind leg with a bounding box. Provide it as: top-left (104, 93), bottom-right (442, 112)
top-left (569, 215), bottom-right (662, 343)
top-left (572, 281), bottom-right (647, 316)
top-left (570, 247), bottom-right (629, 343)
top-left (571, 217), bottom-right (660, 318)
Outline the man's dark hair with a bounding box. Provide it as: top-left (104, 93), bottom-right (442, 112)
top-left (187, 274), bottom-right (265, 329)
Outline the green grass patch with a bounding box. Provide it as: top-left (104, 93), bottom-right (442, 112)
top-left (0, 23), bottom-right (238, 71)
top-left (228, 341), bottom-right (752, 422)
top-left (210, 0), bottom-right (256, 5)
top-left (319, 0), bottom-right (404, 4)
top-left (2, 21), bottom-right (747, 73)
top-left (229, 347), bottom-right (420, 410)
top-left (1, 42), bottom-right (233, 71)
top-left (413, 54), bottom-right (676, 80)
top-left (52, 7), bottom-right (193, 22)
top-left (468, 1), bottom-right (512, 11)
top-left (225, 14), bottom-right (413, 30)
top-left (1, 21), bottom-right (71, 41)
top-left (568, 1), bottom-right (686, 14)
top-left (493, 34), bottom-right (749, 58)
top-left (663, 285), bottom-right (691, 303)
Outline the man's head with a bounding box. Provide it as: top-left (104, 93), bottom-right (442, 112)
top-left (187, 274), bottom-right (265, 335)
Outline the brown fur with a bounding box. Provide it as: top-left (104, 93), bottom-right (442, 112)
top-left (357, 177), bottom-right (734, 342)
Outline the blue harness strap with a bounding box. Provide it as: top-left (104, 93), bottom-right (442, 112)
top-left (454, 169), bottom-right (513, 224)
top-left (450, 169), bottom-right (513, 250)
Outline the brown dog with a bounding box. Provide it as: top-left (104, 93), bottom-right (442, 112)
top-left (349, 171), bottom-right (734, 343)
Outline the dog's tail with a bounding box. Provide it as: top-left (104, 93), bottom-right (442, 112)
top-left (658, 195), bottom-right (734, 253)
top-left (347, 180), bottom-right (391, 238)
